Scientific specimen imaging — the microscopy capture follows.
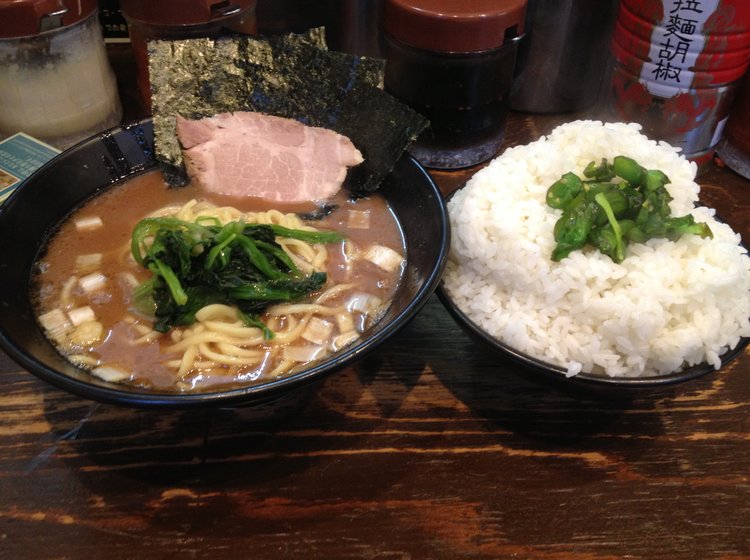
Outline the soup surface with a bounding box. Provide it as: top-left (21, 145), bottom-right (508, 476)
top-left (34, 170), bottom-right (405, 391)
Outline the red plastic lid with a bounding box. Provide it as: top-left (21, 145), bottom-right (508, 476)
top-left (120, 0), bottom-right (256, 26)
top-left (0, 0), bottom-right (97, 38)
top-left (384, 0), bottom-right (526, 53)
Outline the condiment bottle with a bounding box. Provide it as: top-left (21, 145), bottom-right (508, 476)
top-left (120, 0), bottom-right (258, 110)
top-left (608, 0), bottom-right (750, 174)
top-left (510, 0), bottom-right (619, 114)
top-left (0, 0), bottom-right (123, 149)
top-left (718, 72), bottom-right (750, 180)
top-left (326, 0), bottom-right (384, 58)
top-left (383, 0), bottom-right (526, 170)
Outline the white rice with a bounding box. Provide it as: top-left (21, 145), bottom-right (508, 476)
top-left (443, 120), bottom-right (750, 377)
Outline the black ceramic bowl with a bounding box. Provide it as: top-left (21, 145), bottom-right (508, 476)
top-left (0, 120), bottom-right (449, 408)
top-left (438, 285), bottom-right (749, 395)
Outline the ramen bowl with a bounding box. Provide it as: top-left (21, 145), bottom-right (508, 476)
top-left (0, 120), bottom-right (449, 408)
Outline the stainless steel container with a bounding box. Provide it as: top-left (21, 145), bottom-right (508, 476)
top-left (510, 0), bottom-right (619, 113)
top-left (718, 71), bottom-right (750, 180)
top-left (326, 0), bottom-right (384, 57)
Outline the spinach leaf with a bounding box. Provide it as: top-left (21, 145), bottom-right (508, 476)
top-left (131, 216), bottom-right (342, 334)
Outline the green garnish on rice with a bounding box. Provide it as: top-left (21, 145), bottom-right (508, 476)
top-left (547, 155), bottom-right (713, 263)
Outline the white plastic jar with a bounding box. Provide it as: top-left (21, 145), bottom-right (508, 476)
top-left (0, 0), bottom-right (122, 149)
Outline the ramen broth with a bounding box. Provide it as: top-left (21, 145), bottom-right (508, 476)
top-left (33, 170), bottom-right (405, 391)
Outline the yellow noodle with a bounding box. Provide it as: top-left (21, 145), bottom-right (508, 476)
top-left (315, 283), bottom-right (357, 303)
top-left (132, 331), bottom-right (159, 345)
top-left (132, 323), bottom-right (153, 336)
top-left (309, 247), bottom-right (328, 270)
top-left (335, 311), bottom-right (356, 332)
top-left (265, 315), bottom-right (283, 332)
top-left (267, 358), bottom-right (296, 378)
top-left (153, 202), bottom-right (189, 218)
top-left (195, 304), bottom-right (241, 322)
top-left (189, 359), bottom-right (217, 369)
top-left (268, 303), bottom-right (343, 316)
top-left (197, 342), bottom-right (266, 366)
top-left (215, 343), bottom-right (267, 359)
top-left (177, 345), bottom-right (198, 377)
top-left (287, 252), bottom-right (317, 275)
top-left (60, 276), bottom-right (78, 309)
top-left (265, 315), bottom-right (312, 344)
top-left (201, 321), bottom-right (265, 341)
top-left (69, 354), bottom-right (99, 367)
top-left (343, 239), bottom-right (358, 260)
top-left (341, 240), bottom-right (359, 282)
top-left (167, 332), bottom-right (247, 353)
top-left (281, 238), bottom-right (318, 263)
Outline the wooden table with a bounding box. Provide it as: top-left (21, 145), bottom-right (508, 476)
top-left (2, 44), bottom-right (750, 560)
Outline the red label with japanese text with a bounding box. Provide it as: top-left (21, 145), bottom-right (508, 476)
top-left (610, 0), bottom-right (750, 166)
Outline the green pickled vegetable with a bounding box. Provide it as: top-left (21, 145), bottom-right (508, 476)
top-left (552, 194), bottom-right (596, 261)
top-left (547, 172), bottom-right (583, 209)
top-left (613, 155), bottom-right (644, 186)
top-left (583, 158), bottom-right (616, 182)
top-left (546, 156), bottom-right (713, 263)
top-left (131, 216), bottom-right (344, 334)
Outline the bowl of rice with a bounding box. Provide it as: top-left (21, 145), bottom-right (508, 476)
top-left (440, 120), bottom-right (750, 390)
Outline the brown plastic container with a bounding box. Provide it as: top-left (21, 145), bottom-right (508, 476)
top-left (383, 0), bottom-right (526, 169)
top-left (120, 0), bottom-right (257, 109)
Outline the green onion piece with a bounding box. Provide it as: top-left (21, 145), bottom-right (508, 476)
top-left (594, 192), bottom-right (624, 263)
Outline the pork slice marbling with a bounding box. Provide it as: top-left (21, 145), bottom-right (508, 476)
top-left (175, 112), bottom-right (364, 203)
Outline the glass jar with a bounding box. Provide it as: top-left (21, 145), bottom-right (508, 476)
top-left (0, 0), bottom-right (123, 149)
top-left (120, 0), bottom-right (258, 110)
top-left (383, 0), bottom-right (526, 169)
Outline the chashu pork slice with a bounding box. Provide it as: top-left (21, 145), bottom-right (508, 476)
top-left (175, 112), bottom-right (364, 203)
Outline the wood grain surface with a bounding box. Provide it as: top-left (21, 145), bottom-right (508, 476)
top-left (1, 45), bottom-right (749, 560)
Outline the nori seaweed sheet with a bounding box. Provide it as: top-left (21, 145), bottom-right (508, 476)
top-left (149, 29), bottom-right (428, 194)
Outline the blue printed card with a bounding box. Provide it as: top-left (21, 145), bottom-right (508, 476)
top-left (0, 133), bottom-right (60, 203)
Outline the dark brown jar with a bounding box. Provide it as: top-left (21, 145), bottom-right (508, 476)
top-left (383, 0), bottom-right (526, 169)
top-left (120, 0), bottom-right (257, 110)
